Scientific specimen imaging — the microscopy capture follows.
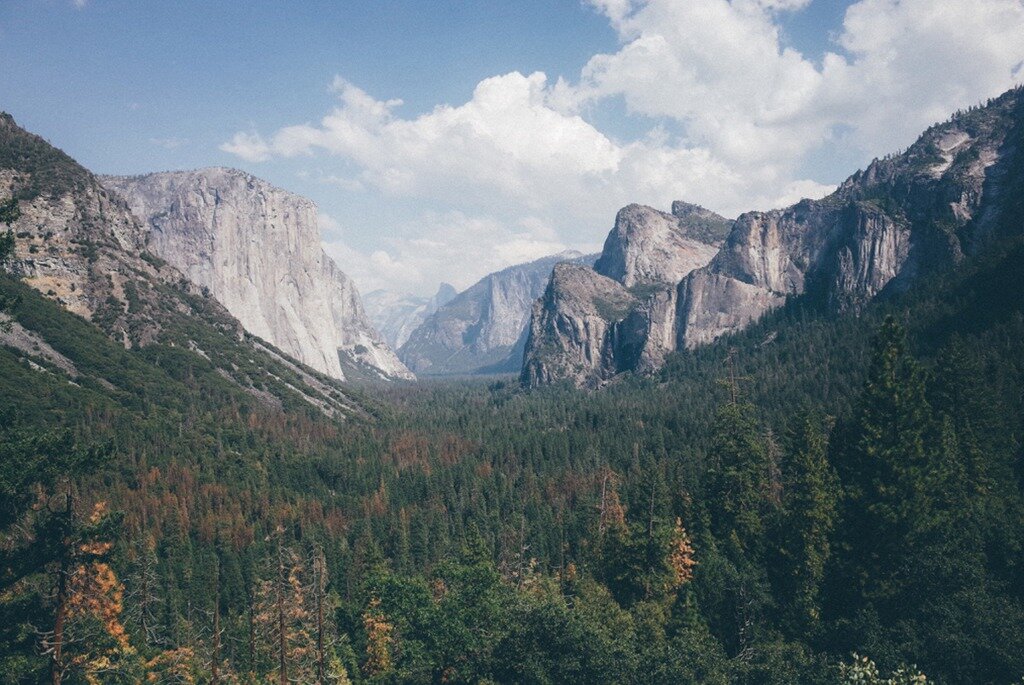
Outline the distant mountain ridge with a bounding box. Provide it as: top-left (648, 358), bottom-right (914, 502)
top-left (400, 250), bottom-right (597, 376)
top-left (522, 86), bottom-right (1024, 387)
top-left (101, 169), bottom-right (413, 382)
top-left (363, 283), bottom-right (457, 350)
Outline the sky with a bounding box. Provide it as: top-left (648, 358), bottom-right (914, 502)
top-left (2, 1), bottom-right (1024, 297)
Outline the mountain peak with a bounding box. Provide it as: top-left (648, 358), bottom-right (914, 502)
top-left (593, 203), bottom-right (720, 288)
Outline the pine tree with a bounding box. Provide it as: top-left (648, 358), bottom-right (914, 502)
top-left (0, 228), bottom-right (16, 321)
top-left (837, 317), bottom-right (933, 614)
top-left (252, 531), bottom-right (316, 683)
top-left (702, 400), bottom-right (781, 657)
top-left (40, 499), bottom-right (143, 684)
top-left (666, 518), bottom-right (698, 590)
top-left (777, 413), bottom-right (839, 635)
top-left (123, 535), bottom-right (164, 647)
top-left (361, 596), bottom-right (394, 678)
top-left (706, 401), bottom-right (778, 560)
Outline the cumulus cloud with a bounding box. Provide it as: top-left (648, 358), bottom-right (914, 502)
top-left (569, 0), bottom-right (1024, 166)
top-left (320, 210), bottom-right (580, 294)
top-left (248, 73), bottom-right (624, 207)
top-left (226, 70), bottom-right (762, 227)
top-left (220, 131), bottom-right (271, 162)
top-left (224, 0), bottom-right (1024, 295)
top-left (565, 0), bottom-right (826, 166)
top-left (820, 0), bottom-right (1024, 156)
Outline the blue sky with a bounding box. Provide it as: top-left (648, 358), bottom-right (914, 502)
top-left (3, 0), bottom-right (1024, 295)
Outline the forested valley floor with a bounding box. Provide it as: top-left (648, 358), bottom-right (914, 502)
top-left (2, 231), bottom-right (1024, 683)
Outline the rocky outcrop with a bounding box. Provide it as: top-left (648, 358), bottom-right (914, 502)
top-left (101, 169), bottom-right (413, 382)
top-left (0, 113), bottom-right (365, 416)
top-left (676, 88), bottom-right (1024, 350)
top-left (400, 251), bottom-right (596, 375)
top-left (363, 283), bottom-right (456, 350)
top-left (520, 263), bottom-right (638, 387)
top-left (523, 86), bottom-right (1024, 386)
top-left (0, 112), bottom-right (165, 345)
top-left (593, 203), bottom-right (726, 287)
top-left (521, 201), bottom-right (726, 386)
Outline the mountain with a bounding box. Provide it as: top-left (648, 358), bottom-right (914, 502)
top-left (519, 262), bottom-right (638, 387)
top-left (523, 86), bottom-right (1024, 387)
top-left (0, 112), bottom-right (367, 417)
top-left (676, 92), bottom-right (1023, 350)
top-left (522, 201), bottom-right (729, 386)
top-left (100, 169), bottom-right (413, 382)
top-left (592, 202), bottom-right (726, 287)
top-left (5, 98), bottom-right (1024, 685)
top-left (399, 250), bottom-right (597, 376)
top-left (363, 282), bottom-right (457, 350)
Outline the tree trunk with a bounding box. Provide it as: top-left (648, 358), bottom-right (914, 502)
top-left (277, 542), bottom-right (286, 685)
top-left (211, 585), bottom-right (220, 685)
top-left (315, 552), bottom-right (325, 684)
top-left (50, 490), bottom-right (73, 685)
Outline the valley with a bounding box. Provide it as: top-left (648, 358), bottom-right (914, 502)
top-left (1, 44), bottom-right (1023, 685)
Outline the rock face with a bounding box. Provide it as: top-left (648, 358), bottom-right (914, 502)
top-left (0, 112), bottom-right (157, 342)
top-left (676, 89), bottom-right (1024, 350)
top-left (0, 113), bottom-right (364, 416)
top-left (521, 202), bottom-right (726, 386)
top-left (363, 283), bottom-right (456, 350)
top-left (101, 169), bottom-right (413, 382)
top-left (593, 203), bottom-right (726, 287)
top-left (676, 200), bottom-right (908, 348)
top-left (400, 251), bottom-right (597, 375)
top-left (520, 263), bottom-right (638, 387)
top-left (523, 86), bottom-right (1024, 386)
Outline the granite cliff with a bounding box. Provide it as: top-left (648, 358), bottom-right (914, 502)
top-left (101, 169), bottom-right (413, 382)
top-left (0, 113), bottom-right (366, 416)
top-left (592, 202), bottom-right (725, 288)
top-left (522, 86), bottom-right (1024, 387)
top-left (521, 201), bottom-right (728, 386)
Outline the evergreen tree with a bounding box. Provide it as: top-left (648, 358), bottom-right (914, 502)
top-left (834, 317), bottom-right (934, 617)
top-left (0, 228), bottom-right (16, 320)
top-left (777, 413), bottom-right (839, 636)
top-left (123, 535), bottom-right (164, 648)
top-left (706, 401), bottom-right (778, 560)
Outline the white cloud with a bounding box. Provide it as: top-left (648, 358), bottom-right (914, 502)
top-left (322, 210), bottom-right (577, 294)
top-left (566, 0), bottom-right (1024, 167)
top-left (255, 73), bottom-right (623, 205)
top-left (224, 0), bottom-right (1024, 294)
top-left (820, 0), bottom-right (1024, 157)
top-left (219, 131), bottom-right (271, 163)
top-left (761, 179), bottom-right (837, 210)
top-left (72, 0), bottom-right (87, 8)
top-left (225, 70), bottom-right (757, 226)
